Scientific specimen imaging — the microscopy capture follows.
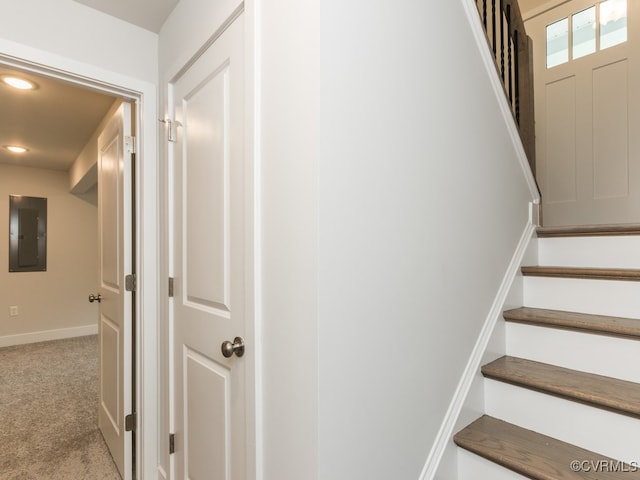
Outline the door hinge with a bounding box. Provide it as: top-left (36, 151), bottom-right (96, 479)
top-left (169, 433), bottom-right (176, 455)
top-left (159, 118), bottom-right (181, 143)
top-left (168, 277), bottom-right (174, 297)
top-left (125, 274), bottom-right (137, 292)
top-left (125, 135), bottom-right (136, 154)
top-left (125, 413), bottom-right (136, 432)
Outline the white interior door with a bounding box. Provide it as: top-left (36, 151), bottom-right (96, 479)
top-left (98, 101), bottom-right (133, 480)
top-left (170, 13), bottom-right (248, 480)
top-left (527, 0), bottom-right (640, 226)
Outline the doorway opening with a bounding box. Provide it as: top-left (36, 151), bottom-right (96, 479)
top-left (0, 53), bottom-right (156, 480)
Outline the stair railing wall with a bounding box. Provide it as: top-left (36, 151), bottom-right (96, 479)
top-left (476, 0), bottom-right (536, 174)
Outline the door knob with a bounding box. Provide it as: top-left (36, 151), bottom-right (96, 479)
top-left (88, 293), bottom-right (102, 303)
top-left (221, 337), bottom-right (245, 358)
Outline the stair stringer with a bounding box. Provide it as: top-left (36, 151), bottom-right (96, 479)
top-left (423, 222), bottom-right (538, 480)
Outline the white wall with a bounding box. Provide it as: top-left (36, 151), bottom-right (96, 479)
top-left (258, 1), bottom-right (320, 479)
top-left (260, 0), bottom-right (535, 477)
top-left (0, 0), bottom-right (157, 84)
top-left (520, 0), bottom-right (566, 19)
top-left (0, 164), bottom-right (98, 345)
top-left (317, 0), bottom-right (533, 478)
top-left (70, 99), bottom-right (122, 193)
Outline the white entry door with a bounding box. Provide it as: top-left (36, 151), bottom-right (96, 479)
top-left (170, 13), bottom-right (248, 480)
top-left (97, 101), bottom-right (134, 480)
top-left (527, 0), bottom-right (640, 225)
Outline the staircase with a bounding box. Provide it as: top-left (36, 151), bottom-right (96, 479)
top-left (454, 225), bottom-right (640, 479)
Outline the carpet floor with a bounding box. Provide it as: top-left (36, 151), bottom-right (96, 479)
top-left (0, 335), bottom-right (122, 479)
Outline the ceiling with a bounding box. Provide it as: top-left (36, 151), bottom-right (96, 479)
top-left (0, 66), bottom-right (118, 172)
top-left (73, 0), bottom-right (179, 33)
top-left (0, 1), bottom-right (179, 173)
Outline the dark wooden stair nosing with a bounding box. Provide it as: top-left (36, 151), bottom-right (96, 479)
top-left (521, 266), bottom-right (640, 282)
top-left (503, 307), bottom-right (640, 340)
top-left (454, 415), bottom-right (639, 479)
top-left (537, 224), bottom-right (640, 238)
top-left (482, 356), bottom-right (640, 419)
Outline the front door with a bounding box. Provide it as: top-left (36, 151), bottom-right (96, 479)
top-left (97, 101), bottom-right (134, 479)
top-left (170, 13), bottom-right (248, 480)
top-left (527, 0), bottom-right (639, 225)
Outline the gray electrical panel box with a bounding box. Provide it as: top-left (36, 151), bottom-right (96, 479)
top-left (9, 195), bottom-right (47, 272)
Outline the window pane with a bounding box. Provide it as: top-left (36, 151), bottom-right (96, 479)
top-left (573, 7), bottom-right (596, 59)
top-left (547, 17), bottom-right (569, 68)
top-left (601, 0), bottom-right (627, 50)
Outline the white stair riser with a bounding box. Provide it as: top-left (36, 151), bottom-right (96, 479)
top-left (457, 448), bottom-right (529, 480)
top-left (523, 277), bottom-right (640, 318)
top-left (506, 322), bottom-right (640, 383)
top-left (485, 379), bottom-right (640, 462)
top-left (538, 236), bottom-right (640, 268)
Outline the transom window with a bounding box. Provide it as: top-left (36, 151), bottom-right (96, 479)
top-left (546, 0), bottom-right (627, 68)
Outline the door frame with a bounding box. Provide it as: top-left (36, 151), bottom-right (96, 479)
top-left (0, 43), bottom-right (159, 479)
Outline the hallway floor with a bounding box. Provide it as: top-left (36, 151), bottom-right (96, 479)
top-left (0, 335), bottom-right (121, 479)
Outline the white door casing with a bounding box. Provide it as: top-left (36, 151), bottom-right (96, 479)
top-left (170, 13), bottom-right (248, 480)
top-left (98, 101), bottom-right (133, 480)
top-left (527, 0), bottom-right (640, 226)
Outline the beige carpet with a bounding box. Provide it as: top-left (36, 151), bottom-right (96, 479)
top-left (0, 335), bottom-right (122, 479)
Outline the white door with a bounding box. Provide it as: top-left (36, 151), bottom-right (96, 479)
top-left (170, 13), bottom-right (248, 480)
top-left (97, 101), bottom-right (134, 480)
top-left (527, 0), bottom-right (640, 225)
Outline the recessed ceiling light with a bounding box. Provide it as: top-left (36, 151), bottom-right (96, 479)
top-left (1, 76), bottom-right (37, 90)
top-left (3, 145), bottom-right (29, 154)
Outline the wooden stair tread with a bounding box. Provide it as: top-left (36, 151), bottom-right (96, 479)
top-left (454, 415), bottom-right (640, 479)
top-left (504, 307), bottom-right (640, 339)
top-left (482, 356), bottom-right (640, 417)
top-left (521, 266), bottom-right (640, 281)
top-left (537, 224), bottom-right (640, 238)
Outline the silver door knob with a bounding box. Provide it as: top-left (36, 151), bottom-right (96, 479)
top-left (221, 337), bottom-right (245, 358)
top-left (88, 293), bottom-right (102, 303)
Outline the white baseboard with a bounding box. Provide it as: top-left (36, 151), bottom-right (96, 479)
top-left (0, 324), bottom-right (98, 348)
